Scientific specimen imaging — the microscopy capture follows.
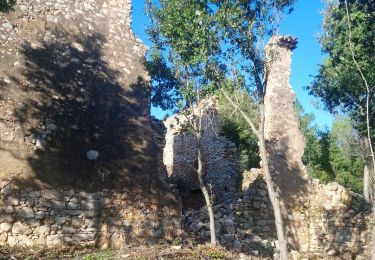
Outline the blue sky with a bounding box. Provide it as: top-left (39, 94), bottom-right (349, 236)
top-left (131, 0), bottom-right (333, 128)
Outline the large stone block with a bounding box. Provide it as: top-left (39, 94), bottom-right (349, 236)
top-left (12, 222), bottom-right (32, 235)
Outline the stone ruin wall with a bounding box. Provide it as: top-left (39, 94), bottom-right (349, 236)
top-left (263, 36), bottom-right (371, 255)
top-left (0, 0), bottom-right (182, 248)
top-left (172, 37), bottom-right (372, 257)
top-left (184, 172), bottom-right (371, 257)
top-left (0, 0), bottom-right (152, 186)
top-left (263, 36), bottom-right (313, 251)
top-left (0, 180), bottom-right (181, 248)
top-left (163, 98), bottom-right (242, 204)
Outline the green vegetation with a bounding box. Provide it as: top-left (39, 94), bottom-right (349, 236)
top-left (81, 249), bottom-right (115, 260)
top-left (0, 0), bottom-right (15, 12)
top-left (296, 102), bottom-right (364, 193)
top-left (217, 90), bottom-right (260, 170)
top-left (308, 0), bottom-right (374, 145)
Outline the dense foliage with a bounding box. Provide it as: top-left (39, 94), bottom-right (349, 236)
top-left (217, 90), bottom-right (260, 170)
top-left (146, 0), bottom-right (221, 110)
top-left (296, 102), bottom-right (364, 193)
top-left (307, 0), bottom-right (375, 141)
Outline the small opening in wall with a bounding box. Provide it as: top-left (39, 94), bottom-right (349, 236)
top-left (181, 188), bottom-right (205, 209)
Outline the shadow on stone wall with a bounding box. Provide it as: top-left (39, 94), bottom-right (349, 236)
top-left (315, 192), bottom-right (370, 257)
top-left (0, 29), bottom-right (180, 247)
top-left (266, 134), bottom-right (311, 251)
top-left (4, 29), bottom-right (159, 191)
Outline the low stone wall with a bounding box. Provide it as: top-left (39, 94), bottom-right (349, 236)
top-left (183, 170), bottom-right (371, 257)
top-left (0, 180), bottom-right (182, 248)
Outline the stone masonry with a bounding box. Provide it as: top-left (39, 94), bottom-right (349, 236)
top-left (184, 171), bottom-right (371, 258)
top-left (181, 36), bottom-right (371, 258)
top-left (0, 180), bottom-right (181, 248)
top-left (163, 98), bottom-right (242, 204)
top-left (0, 0), bottom-right (182, 248)
top-left (263, 36), bottom-right (313, 251)
top-left (0, 0), bottom-right (156, 188)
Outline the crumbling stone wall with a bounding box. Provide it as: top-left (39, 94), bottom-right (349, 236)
top-left (0, 0), bottom-right (182, 248)
top-left (163, 98), bottom-right (242, 204)
top-left (0, 0), bottom-right (156, 188)
top-left (182, 36), bottom-right (371, 258)
top-left (0, 180), bottom-right (181, 248)
top-left (263, 36), bottom-right (313, 250)
top-left (184, 172), bottom-right (371, 257)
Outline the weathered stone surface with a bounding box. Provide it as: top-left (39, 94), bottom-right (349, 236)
top-left (0, 0), bottom-right (181, 250)
top-left (0, 213), bottom-right (14, 222)
top-left (263, 36), bottom-right (312, 250)
top-left (17, 207), bottom-right (35, 219)
top-left (55, 216), bottom-right (67, 225)
top-left (189, 221), bottom-right (205, 232)
top-left (35, 211), bottom-right (46, 220)
top-left (81, 200), bottom-right (100, 210)
top-left (0, 183), bottom-right (181, 249)
top-left (41, 190), bottom-right (63, 201)
top-left (0, 223), bottom-right (12, 232)
top-left (163, 98), bottom-right (241, 203)
top-left (72, 233), bottom-right (95, 241)
top-left (0, 232), bottom-right (7, 245)
top-left (46, 234), bottom-right (62, 246)
top-left (34, 225), bottom-right (50, 236)
top-left (12, 222), bottom-right (32, 235)
top-left (7, 235), bottom-right (34, 247)
top-left (6, 196), bottom-right (19, 206)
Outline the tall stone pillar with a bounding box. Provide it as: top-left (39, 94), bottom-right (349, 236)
top-left (264, 36), bottom-right (312, 251)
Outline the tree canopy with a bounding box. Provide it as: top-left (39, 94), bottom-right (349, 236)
top-left (308, 0), bottom-right (375, 140)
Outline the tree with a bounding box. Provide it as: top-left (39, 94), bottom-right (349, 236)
top-left (211, 1), bottom-right (296, 258)
top-left (296, 102), bottom-right (366, 194)
top-left (144, 49), bottom-right (182, 111)
top-left (217, 90), bottom-right (260, 170)
top-left (146, 0), bottom-right (220, 245)
top-left (308, 0), bottom-right (374, 169)
top-left (147, 0), bottom-right (296, 257)
top-left (329, 116), bottom-right (365, 193)
top-left (308, 1), bottom-right (375, 256)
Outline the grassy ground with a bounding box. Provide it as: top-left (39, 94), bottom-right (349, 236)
top-left (0, 244), bottom-right (267, 260)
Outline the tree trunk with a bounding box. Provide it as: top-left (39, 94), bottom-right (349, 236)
top-left (364, 165), bottom-right (371, 203)
top-left (258, 103), bottom-right (289, 260)
top-left (344, 2), bottom-right (375, 258)
top-left (196, 109), bottom-right (216, 246)
top-left (221, 89), bottom-right (288, 259)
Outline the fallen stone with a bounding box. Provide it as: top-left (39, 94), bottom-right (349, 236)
top-left (189, 221), bottom-right (205, 232)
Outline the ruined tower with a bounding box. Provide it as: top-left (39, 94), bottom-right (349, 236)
top-left (264, 36), bottom-right (312, 250)
top-left (0, 0), bottom-right (155, 189)
top-left (0, 0), bottom-right (180, 248)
